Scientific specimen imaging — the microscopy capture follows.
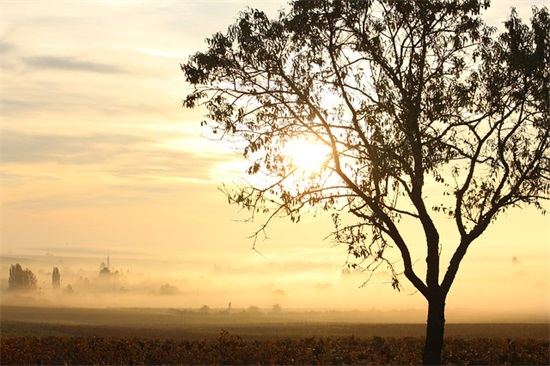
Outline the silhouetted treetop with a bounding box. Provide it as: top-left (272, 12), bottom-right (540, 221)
top-left (183, 0), bottom-right (548, 252)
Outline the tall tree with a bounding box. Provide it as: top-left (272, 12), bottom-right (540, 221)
top-left (52, 267), bottom-right (61, 289)
top-left (8, 263), bottom-right (38, 291)
top-left (181, 1), bottom-right (549, 364)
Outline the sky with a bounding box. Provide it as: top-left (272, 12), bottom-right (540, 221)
top-left (1, 0), bottom-right (549, 319)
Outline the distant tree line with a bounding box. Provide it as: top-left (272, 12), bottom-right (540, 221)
top-left (6, 257), bottom-right (125, 294)
top-left (7, 263), bottom-right (63, 291)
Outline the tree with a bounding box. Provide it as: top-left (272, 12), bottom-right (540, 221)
top-left (271, 303), bottom-right (282, 313)
top-left (181, 1), bottom-right (549, 364)
top-left (64, 284), bottom-right (75, 295)
top-left (159, 283), bottom-right (179, 295)
top-left (52, 267), bottom-right (61, 289)
top-left (8, 263), bottom-right (37, 290)
top-left (99, 265), bottom-right (111, 277)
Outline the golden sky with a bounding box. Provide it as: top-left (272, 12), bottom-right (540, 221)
top-left (1, 1), bottom-right (548, 318)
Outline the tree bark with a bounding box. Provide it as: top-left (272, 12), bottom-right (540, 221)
top-left (422, 295), bottom-right (446, 365)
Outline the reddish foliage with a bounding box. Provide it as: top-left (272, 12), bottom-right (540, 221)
top-left (1, 332), bottom-right (548, 365)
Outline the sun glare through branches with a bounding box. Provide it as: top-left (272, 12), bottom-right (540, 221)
top-left (283, 137), bottom-right (330, 176)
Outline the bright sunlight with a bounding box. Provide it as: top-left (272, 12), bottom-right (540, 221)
top-left (283, 137), bottom-right (330, 175)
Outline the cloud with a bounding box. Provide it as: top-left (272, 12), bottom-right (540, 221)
top-left (0, 40), bottom-right (16, 54)
top-left (138, 48), bottom-right (186, 59)
top-left (2, 130), bottom-right (149, 164)
top-left (2, 130), bottom-right (237, 211)
top-left (23, 56), bottom-right (124, 74)
top-left (2, 130), bottom-right (231, 176)
top-left (106, 149), bottom-right (234, 183)
top-left (4, 192), bottom-right (148, 211)
top-left (8, 245), bottom-right (147, 259)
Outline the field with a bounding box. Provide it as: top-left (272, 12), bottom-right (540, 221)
top-left (1, 305), bottom-right (549, 365)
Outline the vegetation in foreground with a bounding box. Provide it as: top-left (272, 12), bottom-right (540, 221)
top-left (2, 331), bottom-right (548, 365)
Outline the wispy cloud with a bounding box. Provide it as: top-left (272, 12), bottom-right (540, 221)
top-left (2, 130), bottom-right (236, 181)
top-left (2, 130), bottom-right (149, 164)
top-left (138, 48), bottom-right (186, 59)
top-left (2, 129), bottom-right (237, 212)
top-left (23, 55), bottom-right (124, 74)
top-left (0, 40), bottom-right (16, 54)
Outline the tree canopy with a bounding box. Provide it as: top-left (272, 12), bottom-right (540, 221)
top-left (183, 0), bottom-right (548, 288)
top-left (182, 1), bottom-right (549, 363)
top-left (8, 263), bottom-right (38, 291)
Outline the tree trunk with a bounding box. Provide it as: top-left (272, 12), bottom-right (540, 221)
top-left (422, 295), bottom-right (446, 365)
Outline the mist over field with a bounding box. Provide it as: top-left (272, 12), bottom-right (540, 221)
top-left (1, 251), bottom-right (547, 324)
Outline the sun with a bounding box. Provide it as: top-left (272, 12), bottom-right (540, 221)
top-left (283, 137), bottom-right (330, 175)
